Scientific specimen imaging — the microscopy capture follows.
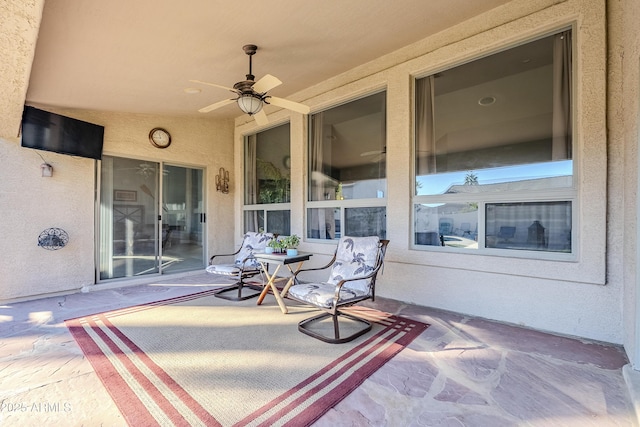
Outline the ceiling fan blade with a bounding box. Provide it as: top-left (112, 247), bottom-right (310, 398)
top-left (252, 74), bottom-right (282, 93)
top-left (189, 79), bottom-right (235, 92)
top-left (198, 98), bottom-right (236, 113)
top-left (267, 96), bottom-right (310, 114)
top-left (360, 150), bottom-right (384, 157)
top-left (253, 109), bottom-right (269, 126)
top-left (370, 153), bottom-right (385, 163)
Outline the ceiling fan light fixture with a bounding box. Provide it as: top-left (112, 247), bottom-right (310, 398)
top-left (192, 44), bottom-right (307, 124)
top-left (237, 93), bottom-right (263, 115)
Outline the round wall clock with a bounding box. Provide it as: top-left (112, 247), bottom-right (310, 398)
top-left (149, 128), bottom-right (171, 148)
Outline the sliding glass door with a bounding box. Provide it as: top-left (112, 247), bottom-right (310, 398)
top-left (98, 156), bottom-right (205, 280)
top-left (161, 165), bottom-right (205, 273)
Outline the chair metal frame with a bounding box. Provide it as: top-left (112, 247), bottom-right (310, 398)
top-left (289, 238), bottom-right (389, 344)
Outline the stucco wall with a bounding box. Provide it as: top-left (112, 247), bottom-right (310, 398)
top-left (0, 0), bottom-right (43, 140)
top-left (609, 0), bottom-right (640, 366)
top-left (0, 109), bottom-right (234, 301)
top-left (235, 0), bottom-right (622, 343)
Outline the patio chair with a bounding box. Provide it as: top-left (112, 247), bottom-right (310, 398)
top-left (287, 236), bottom-right (389, 343)
top-left (497, 226), bottom-right (516, 243)
top-left (457, 222), bottom-right (472, 238)
top-left (206, 231), bottom-right (274, 301)
top-left (439, 218), bottom-right (453, 236)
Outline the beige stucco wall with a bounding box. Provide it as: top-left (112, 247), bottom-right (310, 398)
top-left (0, 108), bottom-right (234, 301)
top-left (609, 0), bottom-right (640, 366)
top-left (235, 0), bottom-right (623, 344)
top-left (0, 0), bottom-right (43, 140)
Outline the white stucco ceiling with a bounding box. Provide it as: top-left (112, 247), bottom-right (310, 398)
top-left (25, 0), bottom-right (512, 119)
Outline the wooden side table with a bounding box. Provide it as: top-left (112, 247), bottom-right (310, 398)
top-left (254, 252), bottom-right (312, 314)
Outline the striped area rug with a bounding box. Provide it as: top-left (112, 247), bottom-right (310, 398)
top-left (66, 290), bottom-right (428, 426)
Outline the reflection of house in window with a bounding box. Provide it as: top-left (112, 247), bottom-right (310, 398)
top-left (413, 30), bottom-right (575, 257)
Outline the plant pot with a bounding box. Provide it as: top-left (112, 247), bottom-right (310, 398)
top-left (286, 248), bottom-right (298, 256)
top-left (265, 247), bottom-right (274, 254)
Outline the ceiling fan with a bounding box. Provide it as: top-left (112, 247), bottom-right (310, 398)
top-left (360, 146), bottom-right (386, 163)
top-left (190, 45), bottom-right (310, 125)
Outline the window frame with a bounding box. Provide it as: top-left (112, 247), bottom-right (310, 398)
top-left (410, 27), bottom-right (578, 261)
top-left (242, 123), bottom-right (292, 235)
top-left (305, 90), bottom-right (388, 243)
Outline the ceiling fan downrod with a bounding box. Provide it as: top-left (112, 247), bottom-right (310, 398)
top-left (235, 44), bottom-right (264, 115)
top-left (243, 44), bottom-right (258, 82)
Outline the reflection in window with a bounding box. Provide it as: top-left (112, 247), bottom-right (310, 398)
top-left (307, 92), bottom-right (387, 240)
top-left (244, 209), bottom-right (264, 234)
top-left (414, 203), bottom-right (478, 248)
top-left (243, 209), bottom-right (291, 236)
top-left (345, 207), bottom-right (386, 238)
top-left (307, 207), bottom-right (386, 240)
top-left (244, 124), bottom-right (291, 234)
top-left (266, 209), bottom-right (291, 236)
top-left (307, 207), bottom-right (340, 239)
top-left (416, 31), bottom-right (572, 196)
top-left (485, 202), bottom-right (572, 252)
top-left (413, 29), bottom-right (575, 257)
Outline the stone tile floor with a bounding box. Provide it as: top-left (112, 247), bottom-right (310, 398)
top-left (0, 273), bottom-right (636, 426)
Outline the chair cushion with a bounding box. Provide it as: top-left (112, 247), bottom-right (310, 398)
top-left (206, 264), bottom-right (241, 275)
top-left (235, 232), bottom-right (273, 268)
top-left (327, 236), bottom-right (380, 295)
top-left (287, 282), bottom-right (368, 309)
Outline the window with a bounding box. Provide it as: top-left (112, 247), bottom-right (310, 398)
top-left (307, 92), bottom-right (387, 240)
top-left (485, 201), bottom-right (572, 252)
top-left (413, 30), bottom-right (574, 256)
top-left (243, 123), bottom-right (291, 235)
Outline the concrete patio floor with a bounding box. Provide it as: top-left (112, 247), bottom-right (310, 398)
top-left (0, 272), bottom-right (636, 426)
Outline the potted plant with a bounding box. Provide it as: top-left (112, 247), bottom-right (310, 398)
top-left (282, 234), bottom-right (300, 256)
top-left (266, 238), bottom-right (285, 254)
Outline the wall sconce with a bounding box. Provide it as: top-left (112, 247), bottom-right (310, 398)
top-left (216, 167), bottom-right (229, 193)
top-left (41, 163), bottom-right (53, 177)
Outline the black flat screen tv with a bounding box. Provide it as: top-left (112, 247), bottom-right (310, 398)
top-left (21, 106), bottom-right (104, 160)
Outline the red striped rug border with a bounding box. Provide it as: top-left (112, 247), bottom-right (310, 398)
top-left (66, 292), bottom-right (428, 426)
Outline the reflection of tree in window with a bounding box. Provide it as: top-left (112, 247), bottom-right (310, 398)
top-left (257, 158), bottom-right (290, 204)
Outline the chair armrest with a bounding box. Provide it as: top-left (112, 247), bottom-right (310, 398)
top-left (332, 262), bottom-right (383, 290)
top-left (209, 247), bottom-right (241, 264)
top-left (293, 254), bottom-right (337, 279)
top-left (330, 261), bottom-right (385, 308)
top-left (237, 255), bottom-right (260, 271)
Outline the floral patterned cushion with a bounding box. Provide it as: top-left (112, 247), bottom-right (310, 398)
top-left (287, 282), bottom-right (369, 309)
top-left (235, 232), bottom-right (273, 269)
top-left (206, 232), bottom-right (273, 275)
top-left (289, 236), bottom-right (381, 307)
top-left (205, 264), bottom-right (254, 275)
top-left (327, 236), bottom-right (380, 295)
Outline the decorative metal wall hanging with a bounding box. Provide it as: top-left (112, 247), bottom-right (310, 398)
top-left (38, 228), bottom-right (69, 250)
top-left (216, 167), bottom-right (230, 193)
